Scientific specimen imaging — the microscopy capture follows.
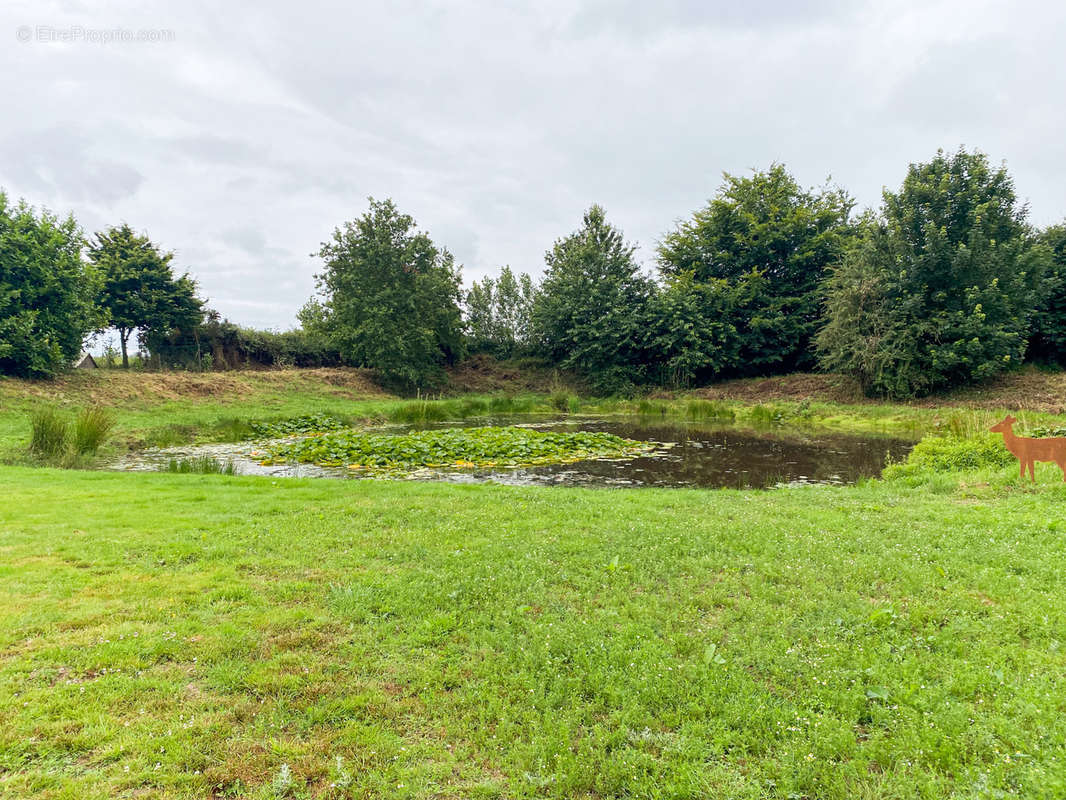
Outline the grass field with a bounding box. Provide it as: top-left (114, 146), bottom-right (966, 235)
top-left (3, 368), bottom-right (1066, 798)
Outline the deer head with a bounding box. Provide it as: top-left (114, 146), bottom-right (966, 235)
top-left (989, 415), bottom-right (1017, 433)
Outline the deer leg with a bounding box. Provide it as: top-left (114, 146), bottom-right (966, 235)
top-left (1020, 460), bottom-right (1026, 479)
top-left (1029, 460), bottom-right (1037, 483)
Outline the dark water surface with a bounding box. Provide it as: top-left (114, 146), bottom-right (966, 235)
top-left (406, 417), bottom-right (916, 489)
top-left (114, 416), bottom-right (916, 490)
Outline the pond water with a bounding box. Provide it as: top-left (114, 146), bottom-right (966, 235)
top-left (112, 416), bottom-right (916, 490)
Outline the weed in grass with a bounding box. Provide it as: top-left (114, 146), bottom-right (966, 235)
top-left (71, 406), bottom-right (115, 454)
top-left (163, 456), bottom-right (238, 475)
top-left (685, 399), bottom-right (735, 421)
top-left (29, 407), bottom-right (69, 459)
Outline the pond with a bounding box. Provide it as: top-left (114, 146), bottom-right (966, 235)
top-left (112, 416), bottom-right (916, 490)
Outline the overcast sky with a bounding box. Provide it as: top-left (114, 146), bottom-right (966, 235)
top-left (2, 0), bottom-right (1064, 330)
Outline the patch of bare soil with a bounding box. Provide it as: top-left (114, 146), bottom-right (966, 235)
top-left (691, 373), bottom-right (868, 404)
top-left (691, 367), bottom-right (1066, 413)
top-left (444, 354), bottom-right (583, 395)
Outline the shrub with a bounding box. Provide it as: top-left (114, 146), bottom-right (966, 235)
top-left (883, 434), bottom-right (1016, 479)
top-left (71, 407), bottom-right (115, 454)
top-left (30, 408), bottom-right (69, 459)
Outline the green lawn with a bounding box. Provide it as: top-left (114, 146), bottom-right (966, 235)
top-left (2, 466), bottom-right (1065, 798)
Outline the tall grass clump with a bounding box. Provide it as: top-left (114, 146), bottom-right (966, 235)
top-left (30, 407), bottom-right (69, 459)
top-left (747, 404), bottom-right (783, 426)
top-left (685, 399), bottom-right (735, 422)
top-left (163, 456), bottom-right (237, 475)
top-left (883, 433), bottom-right (1016, 482)
top-left (389, 399), bottom-right (456, 424)
top-left (488, 394), bottom-right (537, 414)
top-left (29, 405), bottom-right (115, 465)
top-left (71, 407), bottom-right (115, 454)
top-left (637, 399), bottom-right (669, 416)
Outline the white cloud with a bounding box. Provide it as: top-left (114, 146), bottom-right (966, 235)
top-left (1, 0), bottom-right (1063, 329)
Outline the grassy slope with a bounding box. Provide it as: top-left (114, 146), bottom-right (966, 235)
top-left (0, 369), bottom-right (395, 455)
top-left (2, 468), bottom-right (1066, 799)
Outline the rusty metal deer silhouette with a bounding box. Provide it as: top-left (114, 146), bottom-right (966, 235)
top-left (989, 414), bottom-right (1066, 482)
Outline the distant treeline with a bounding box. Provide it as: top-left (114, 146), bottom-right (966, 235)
top-left (2, 146), bottom-right (1065, 397)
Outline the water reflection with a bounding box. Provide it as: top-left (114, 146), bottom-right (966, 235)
top-left (409, 418), bottom-right (914, 489)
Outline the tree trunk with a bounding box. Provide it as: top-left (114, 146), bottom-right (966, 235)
top-left (119, 328), bottom-right (129, 368)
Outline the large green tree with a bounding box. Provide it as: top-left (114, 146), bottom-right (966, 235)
top-left (309, 198), bottom-right (464, 389)
top-left (817, 149), bottom-right (1049, 397)
top-left (465, 265), bottom-right (537, 359)
top-left (1027, 222), bottom-right (1066, 364)
top-left (0, 193), bottom-right (99, 378)
top-left (88, 224), bottom-right (202, 367)
top-left (531, 205), bottom-right (652, 393)
top-left (657, 165), bottom-right (853, 374)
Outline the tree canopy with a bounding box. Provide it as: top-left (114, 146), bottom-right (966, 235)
top-left (658, 165), bottom-right (853, 374)
top-left (0, 194), bottom-right (99, 378)
top-left (88, 224), bottom-right (203, 367)
top-left (817, 149), bottom-right (1049, 397)
top-left (531, 205), bottom-right (653, 393)
top-left (308, 198), bottom-right (464, 389)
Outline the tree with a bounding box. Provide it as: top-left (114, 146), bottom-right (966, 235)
top-left (1027, 223), bottom-right (1066, 364)
top-left (646, 273), bottom-right (741, 387)
top-left (0, 193), bottom-right (99, 378)
top-left (88, 224), bottom-right (203, 367)
top-left (531, 205), bottom-right (652, 393)
top-left (817, 149), bottom-right (1049, 397)
top-left (308, 198), bottom-right (464, 389)
top-left (465, 266), bottom-right (537, 358)
top-left (658, 165), bottom-right (853, 374)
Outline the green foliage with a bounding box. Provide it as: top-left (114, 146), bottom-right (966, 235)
top-left (88, 224), bottom-right (203, 368)
top-left (389, 398), bottom-right (457, 424)
top-left (261, 425), bottom-right (655, 473)
top-left (883, 433), bottom-right (1016, 478)
top-left (163, 455), bottom-right (237, 475)
top-left (247, 413), bottom-right (349, 438)
top-left (646, 273), bottom-right (741, 387)
top-left (465, 266), bottom-right (537, 358)
top-left (818, 149), bottom-right (1049, 397)
top-left (308, 198), bottom-right (465, 390)
top-left (684, 399), bottom-right (735, 421)
top-left (531, 205), bottom-right (653, 394)
top-left (29, 407), bottom-right (70, 459)
top-left (71, 407), bottom-right (115, 454)
top-left (0, 193), bottom-right (99, 378)
top-left (1028, 223), bottom-right (1066, 364)
top-left (29, 405), bottom-right (114, 462)
top-left (150, 309), bottom-right (344, 370)
top-left (658, 165), bottom-right (853, 375)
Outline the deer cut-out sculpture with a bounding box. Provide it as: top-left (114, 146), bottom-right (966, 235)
top-left (989, 414), bottom-right (1066, 482)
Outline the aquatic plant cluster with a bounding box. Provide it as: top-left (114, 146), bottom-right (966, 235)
top-left (247, 413), bottom-right (349, 438)
top-left (259, 425), bottom-right (657, 475)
